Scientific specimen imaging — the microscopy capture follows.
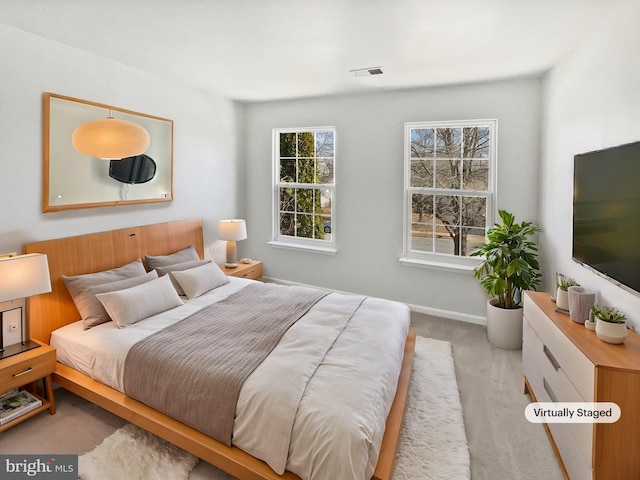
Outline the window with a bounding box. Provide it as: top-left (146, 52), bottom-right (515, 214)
top-left (271, 127), bottom-right (336, 253)
top-left (402, 119), bottom-right (496, 269)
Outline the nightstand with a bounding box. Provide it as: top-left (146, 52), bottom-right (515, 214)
top-left (220, 260), bottom-right (263, 280)
top-left (0, 341), bottom-right (56, 432)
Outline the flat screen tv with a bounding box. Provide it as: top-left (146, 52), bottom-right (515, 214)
top-left (573, 140), bottom-right (640, 296)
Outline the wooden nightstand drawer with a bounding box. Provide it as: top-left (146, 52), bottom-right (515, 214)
top-left (0, 345), bottom-right (56, 392)
top-left (221, 261), bottom-right (263, 280)
top-left (0, 342), bottom-right (56, 432)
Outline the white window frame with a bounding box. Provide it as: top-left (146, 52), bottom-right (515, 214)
top-left (269, 127), bottom-right (337, 254)
top-left (400, 119), bottom-right (497, 271)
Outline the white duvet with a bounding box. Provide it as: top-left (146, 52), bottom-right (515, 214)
top-left (51, 278), bottom-right (410, 480)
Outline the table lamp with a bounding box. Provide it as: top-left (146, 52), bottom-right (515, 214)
top-left (0, 254), bottom-right (52, 352)
top-left (218, 219), bottom-right (247, 268)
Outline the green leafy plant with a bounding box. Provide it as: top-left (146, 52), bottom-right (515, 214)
top-left (590, 304), bottom-right (626, 324)
top-left (472, 210), bottom-right (541, 309)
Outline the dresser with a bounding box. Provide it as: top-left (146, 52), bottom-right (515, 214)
top-left (523, 291), bottom-right (640, 479)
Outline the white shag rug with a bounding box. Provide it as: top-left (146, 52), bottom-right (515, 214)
top-left (79, 423), bottom-right (198, 480)
top-left (392, 335), bottom-right (471, 480)
top-left (79, 335), bottom-right (470, 480)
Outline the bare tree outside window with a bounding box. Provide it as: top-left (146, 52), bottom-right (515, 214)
top-left (406, 121), bottom-right (495, 259)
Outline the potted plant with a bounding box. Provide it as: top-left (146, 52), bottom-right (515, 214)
top-left (472, 209), bottom-right (542, 349)
top-left (555, 273), bottom-right (576, 311)
top-left (591, 303), bottom-right (627, 344)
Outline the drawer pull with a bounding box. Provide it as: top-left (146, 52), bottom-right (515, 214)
top-left (12, 367), bottom-right (33, 378)
top-left (543, 378), bottom-right (559, 403)
top-left (543, 345), bottom-right (561, 371)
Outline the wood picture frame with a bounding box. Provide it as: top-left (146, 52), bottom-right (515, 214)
top-left (42, 92), bottom-right (174, 213)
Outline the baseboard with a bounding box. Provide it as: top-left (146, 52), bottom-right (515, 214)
top-left (406, 302), bottom-right (486, 325)
top-left (262, 277), bottom-right (487, 326)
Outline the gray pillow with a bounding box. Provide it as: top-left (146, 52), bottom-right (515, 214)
top-left (82, 271), bottom-right (159, 329)
top-left (155, 259), bottom-right (211, 295)
top-left (145, 246), bottom-right (199, 270)
top-left (62, 259), bottom-right (147, 322)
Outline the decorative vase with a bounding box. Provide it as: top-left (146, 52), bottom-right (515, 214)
top-left (486, 299), bottom-right (523, 350)
top-left (555, 287), bottom-right (569, 311)
top-left (585, 320), bottom-right (596, 331)
top-left (595, 319), bottom-right (627, 344)
top-left (568, 286), bottom-right (595, 324)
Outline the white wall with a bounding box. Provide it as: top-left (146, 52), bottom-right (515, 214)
top-left (243, 78), bottom-right (542, 322)
top-left (540, 5), bottom-right (640, 330)
top-left (0, 24), bottom-right (241, 256)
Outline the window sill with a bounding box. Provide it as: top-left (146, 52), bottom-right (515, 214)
top-left (399, 256), bottom-right (479, 273)
top-left (268, 241), bottom-right (337, 255)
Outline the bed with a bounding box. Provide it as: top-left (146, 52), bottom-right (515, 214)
top-left (25, 219), bottom-right (415, 480)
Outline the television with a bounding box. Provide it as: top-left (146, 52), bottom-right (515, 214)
top-left (573, 140), bottom-right (640, 296)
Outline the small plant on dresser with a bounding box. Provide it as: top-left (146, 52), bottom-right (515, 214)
top-left (554, 273), bottom-right (576, 311)
top-left (591, 303), bottom-right (627, 344)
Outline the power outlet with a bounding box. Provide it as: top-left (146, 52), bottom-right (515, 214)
top-left (9, 322), bottom-right (18, 332)
top-left (210, 244), bottom-right (225, 254)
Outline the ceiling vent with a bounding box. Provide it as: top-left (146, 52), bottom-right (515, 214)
top-left (350, 66), bottom-right (384, 77)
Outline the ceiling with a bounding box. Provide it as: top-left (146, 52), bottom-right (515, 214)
top-left (0, 0), bottom-right (631, 102)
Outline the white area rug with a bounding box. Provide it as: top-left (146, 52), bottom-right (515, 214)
top-left (79, 424), bottom-right (198, 480)
top-left (393, 335), bottom-right (470, 480)
top-left (79, 335), bottom-right (470, 480)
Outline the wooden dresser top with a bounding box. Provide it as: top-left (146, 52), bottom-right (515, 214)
top-left (526, 291), bottom-right (640, 372)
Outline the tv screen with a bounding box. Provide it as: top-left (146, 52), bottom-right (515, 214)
top-left (573, 140), bottom-right (640, 295)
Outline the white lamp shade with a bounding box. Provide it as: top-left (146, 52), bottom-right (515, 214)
top-left (72, 117), bottom-right (150, 160)
top-left (218, 219), bottom-right (247, 241)
top-left (0, 254), bottom-right (52, 303)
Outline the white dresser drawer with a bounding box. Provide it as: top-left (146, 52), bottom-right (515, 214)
top-left (523, 318), bottom-right (586, 402)
top-left (524, 350), bottom-right (592, 480)
top-left (523, 317), bottom-right (594, 470)
top-left (524, 298), bottom-right (594, 401)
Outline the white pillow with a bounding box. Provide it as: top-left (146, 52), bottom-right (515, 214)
top-left (171, 262), bottom-right (230, 299)
top-left (83, 270), bottom-right (159, 329)
top-left (155, 259), bottom-right (211, 295)
top-left (95, 274), bottom-right (183, 328)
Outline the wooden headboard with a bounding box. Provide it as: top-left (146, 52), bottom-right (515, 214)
top-left (24, 219), bottom-right (204, 344)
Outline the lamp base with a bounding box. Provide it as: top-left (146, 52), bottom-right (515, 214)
top-left (225, 241), bottom-right (238, 269)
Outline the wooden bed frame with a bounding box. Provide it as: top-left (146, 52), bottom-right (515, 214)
top-left (24, 219), bottom-right (416, 480)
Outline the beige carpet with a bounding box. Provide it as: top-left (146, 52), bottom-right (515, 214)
top-left (78, 335), bottom-right (469, 480)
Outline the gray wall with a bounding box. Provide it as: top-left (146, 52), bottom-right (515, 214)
top-left (540, 6), bottom-right (640, 330)
top-left (242, 78), bottom-right (542, 322)
top-left (0, 24), bottom-right (241, 259)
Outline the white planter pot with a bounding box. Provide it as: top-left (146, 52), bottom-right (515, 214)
top-left (595, 319), bottom-right (627, 344)
top-left (486, 299), bottom-right (523, 350)
top-left (555, 287), bottom-right (569, 311)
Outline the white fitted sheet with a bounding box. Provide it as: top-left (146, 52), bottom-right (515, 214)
top-left (51, 277), bottom-right (410, 480)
